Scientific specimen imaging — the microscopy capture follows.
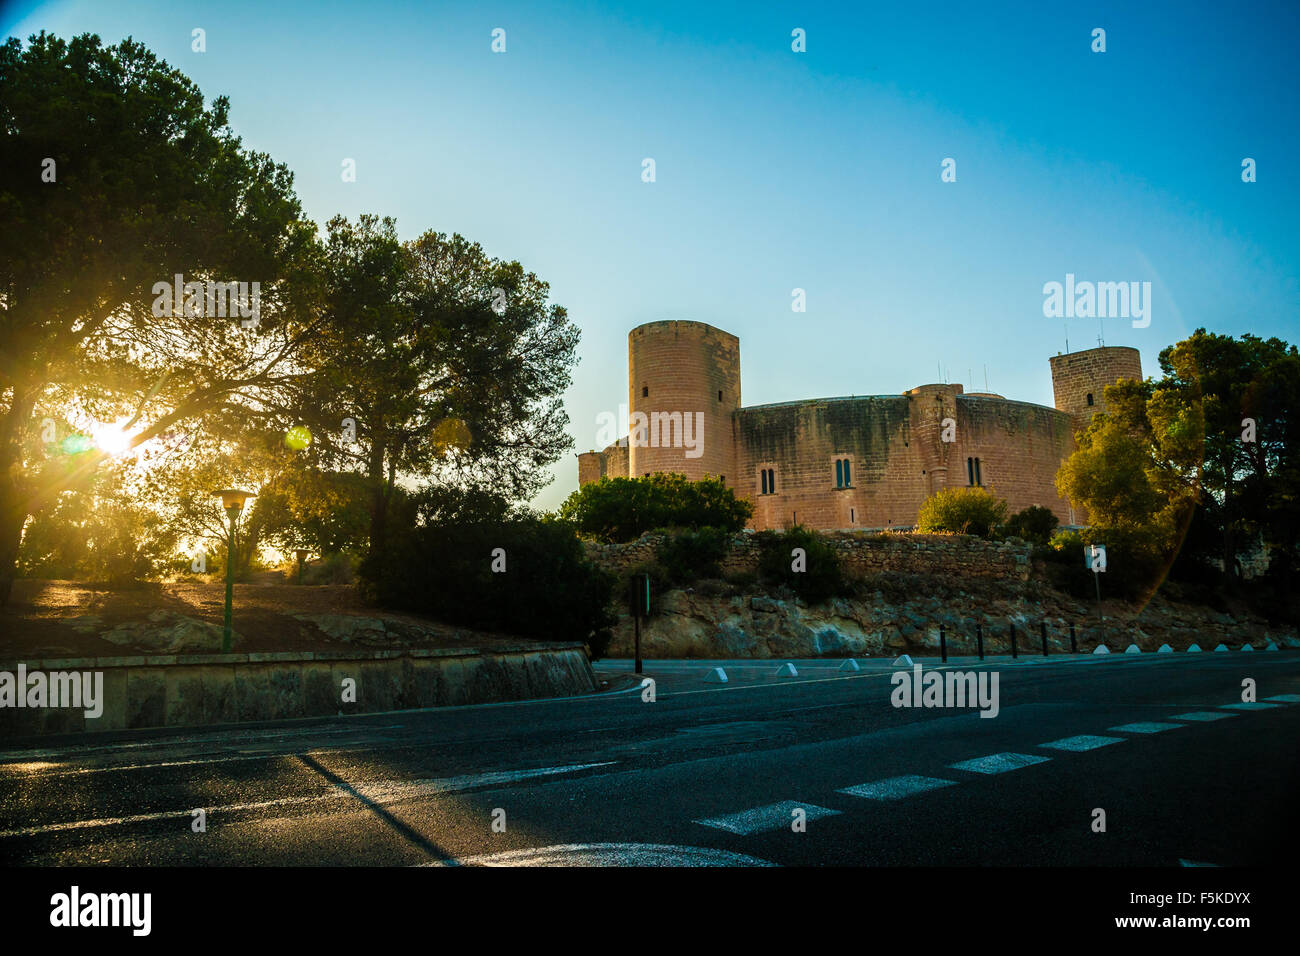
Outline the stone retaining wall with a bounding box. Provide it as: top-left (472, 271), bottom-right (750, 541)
top-left (585, 530), bottom-right (1031, 581)
top-left (0, 643), bottom-right (595, 738)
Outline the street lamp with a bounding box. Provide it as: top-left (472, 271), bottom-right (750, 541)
top-left (212, 488), bottom-right (254, 652)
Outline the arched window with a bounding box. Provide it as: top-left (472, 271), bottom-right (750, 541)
top-left (834, 458), bottom-right (851, 488)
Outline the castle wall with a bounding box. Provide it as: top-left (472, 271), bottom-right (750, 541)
top-left (732, 389), bottom-right (1074, 530)
top-left (956, 396), bottom-right (1075, 523)
top-left (734, 396), bottom-right (920, 530)
top-left (577, 322), bottom-right (1130, 532)
top-left (585, 530), bottom-right (1032, 582)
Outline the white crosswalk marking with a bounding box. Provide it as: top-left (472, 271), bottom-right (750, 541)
top-left (948, 752), bottom-right (1050, 774)
top-left (1109, 722), bottom-right (1182, 733)
top-left (1170, 712), bottom-right (1237, 721)
top-left (1219, 702), bottom-right (1282, 710)
top-left (694, 800), bottom-right (840, 835)
top-left (1038, 735), bottom-right (1124, 751)
top-left (838, 775), bottom-right (956, 800)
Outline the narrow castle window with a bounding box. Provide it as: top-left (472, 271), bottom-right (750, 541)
top-left (718, 390), bottom-right (723, 401)
top-left (834, 458), bottom-right (851, 488)
top-left (642, 385), bottom-right (649, 398)
top-left (1086, 392), bottom-right (1094, 406)
top-left (967, 457), bottom-right (982, 486)
top-left (759, 467), bottom-right (775, 495)
top-left (850, 508), bottom-right (855, 523)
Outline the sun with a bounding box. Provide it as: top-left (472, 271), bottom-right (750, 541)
top-left (88, 420), bottom-right (135, 457)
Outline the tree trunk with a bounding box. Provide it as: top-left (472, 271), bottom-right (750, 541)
top-left (367, 444), bottom-right (389, 560)
top-left (0, 505), bottom-right (24, 608)
top-left (0, 388), bottom-right (36, 607)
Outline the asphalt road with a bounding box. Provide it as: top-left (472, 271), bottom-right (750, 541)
top-left (1, 652), bottom-right (1297, 866)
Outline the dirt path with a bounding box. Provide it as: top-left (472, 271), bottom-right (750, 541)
top-left (0, 579), bottom-right (527, 658)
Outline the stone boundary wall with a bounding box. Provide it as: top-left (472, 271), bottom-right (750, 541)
top-left (585, 531), bottom-right (1032, 581)
top-left (0, 643), bottom-right (595, 739)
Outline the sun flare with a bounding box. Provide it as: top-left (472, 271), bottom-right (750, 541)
top-left (89, 420), bottom-right (135, 457)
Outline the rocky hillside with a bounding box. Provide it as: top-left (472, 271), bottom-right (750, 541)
top-left (604, 574), bottom-right (1298, 658)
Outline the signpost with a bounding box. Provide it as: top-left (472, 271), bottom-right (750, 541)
top-left (627, 573), bottom-right (650, 675)
top-left (1085, 544), bottom-right (1107, 645)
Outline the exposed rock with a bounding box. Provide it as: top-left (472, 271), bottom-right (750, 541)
top-left (101, 611), bottom-right (230, 653)
top-left (293, 613), bottom-right (388, 643)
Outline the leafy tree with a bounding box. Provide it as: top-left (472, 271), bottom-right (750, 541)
top-left (0, 32), bottom-right (323, 604)
top-left (1154, 331), bottom-right (1300, 583)
top-left (18, 460), bottom-right (177, 585)
top-left (557, 474), bottom-right (753, 542)
top-left (252, 468), bottom-right (373, 559)
top-left (292, 216), bottom-right (579, 559)
top-left (916, 487), bottom-right (1009, 537)
top-left (1056, 331), bottom-right (1300, 591)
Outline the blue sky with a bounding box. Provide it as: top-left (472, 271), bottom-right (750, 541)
top-left (5, 0), bottom-right (1298, 510)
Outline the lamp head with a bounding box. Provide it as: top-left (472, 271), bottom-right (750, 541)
top-left (213, 488), bottom-right (254, 512)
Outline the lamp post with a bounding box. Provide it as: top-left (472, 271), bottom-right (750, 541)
top-left (213, 489), bottom-right (254, 653)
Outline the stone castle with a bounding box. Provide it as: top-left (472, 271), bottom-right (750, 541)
top-left (577, 320), bottom-right (1141, 531)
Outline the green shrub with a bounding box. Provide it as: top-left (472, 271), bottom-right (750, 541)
top-left (917, 487), bottom-right (1009, 537)
top-left (1045, 526), bottom-right (1168, 602)
top-left (300, 552), bottom-right (358, 585)
top-left (1001, 505), bottom-right (1060, 545)
top-left (556, 474), bottom-right (752, 543)
top-left (655, 526), bottom-right (733, 585)
top-left (755, 526), bottom-right (848, 604)
top-left (361, 490), bottom-right (615, 657)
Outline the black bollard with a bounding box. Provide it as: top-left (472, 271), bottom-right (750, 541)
top-left (1070, 622), bottom-right (1077, 654)
top-left (1010, 622), bottom-right (1018, 658)
top-left (1041, 620), bottom-right (1049, 657)
top-left (976, 622), bottom-right (984, 660)
top-left (940, 623), bottom-right (947, 663)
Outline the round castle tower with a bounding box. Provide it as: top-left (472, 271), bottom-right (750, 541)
top-left (627, 320), bottom-right (740, 483)
top-left (1048, 346), bottom-right (1143, 430)
top-left (905, 383), bottom-right (964, 496)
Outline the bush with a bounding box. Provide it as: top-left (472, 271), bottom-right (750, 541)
top-left (916, 487), bottom-right (1009, 538)
top-left (655, 526), bottom-right (733, 585)
top-left (1044, 526), bottom-right (1169, 602)
top-left (299, 552), bottom-right (358, 585)
top-left (1000, 505), bottom-right (1059, 545)
top-left (556, 474), bottom-right (752, 543)
top-left (754, 526), bottom-right (848, 605)
top-left (360, 490), bottom-right (615, 657)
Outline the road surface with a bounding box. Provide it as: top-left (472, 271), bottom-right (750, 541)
top-left (1, 652), bottom-right (1297, 866)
